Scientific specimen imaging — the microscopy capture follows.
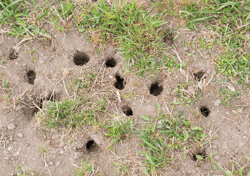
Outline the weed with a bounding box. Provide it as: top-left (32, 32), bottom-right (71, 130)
top-left (74, 158), bottom-right (98, 176)
top-left (211, 159), bottom-right (250, 176)
top-left (180, 0), bottom-right (250, 84)
top-left (137, 111), bottom-right (205, 174)
top-left (104, 118), bottom-right (134, 144)
top-left (15, 165), bottom-right (34, 176)
top-left (138, 123), bottom-right (171, 173)
top-left (173, 82), bottom-right (201, 107)
top-left (2, 78), bottom-right (9, 88)
top-left (30, 49), bottom-right (36, 55)
top-left (37, 145), bottom-right (46, 156)
top-left (0, 0), bottom-right (35, 37)
top-left (75, 0), bottom-right (174, 76)
top-left (38, 94), bottom-right (107, 129)
top-left (217, 87), bottom-right (241, 107)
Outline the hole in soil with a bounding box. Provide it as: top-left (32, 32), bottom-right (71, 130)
top-left (92, 0), bottom-right (97, 2)
top-left (86, 139), bottom-right (99, 152)
top-left (192, 150), bottom-right (207, 161)
top-left (27, 70), bottom-right (36, 85)
top-left (122, 105), bottom-right (133, 116)
top-left (105, 57), bottom-right (117, 68)
top-left (73, 51), bottom-right (90, 66)
top-left (150, 82), bottom-right (163, 96)
top-left (163, 31), bottom-right (174, 45)
top-left (9, 48), bottom-right (18, 60)
top-left (193, 70), bottom-right (206, 81)
top-left (200, 106), bottom-right (210, 117)
top-left (46, 92), bottom-right (59, 101)
top-left (33, 99), bottom-right (43, 114)
top-left (114, 74), bottom-right (125, 90)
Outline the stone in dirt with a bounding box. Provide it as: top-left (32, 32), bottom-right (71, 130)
top-left (16, 133), bottom-right (23, 138)
top-left (214, 99), bottom-right (221, 106)
top-left (8, 123), bottom-right (15, 130)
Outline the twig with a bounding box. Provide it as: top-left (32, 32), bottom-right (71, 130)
top-left (172, 47), bottom-right (186, 78)
top-left (139, 95), bottom-right (144, 109)
top-left (116, 90), bottom-right (121, 104)
top-left (32, 101), bottom-right (45, 115)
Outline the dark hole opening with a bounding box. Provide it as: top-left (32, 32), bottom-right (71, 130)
top-left (86, 140), bottom-right (94, 150)
top-left (9, 48), bottom-right (18, 60)
top-left (193, 70), bottom-right (206, 81)
top-left (86, 139), bottom-right (99, 153)
top-left (27, 70), bottom-right (36, 85)
top-left (73, 51), bottom-right (90, 66)
top-left (33, 99), bottom-right (43, 114)
top-left (163, 31), bottom-right (174, 45)
top-left (150, 82), bottom-right (163, 96)
top-left (192, 150), bottom-right (206, 161)
top-left (122, 105), bottom-right (133, 116)
top-left (200, 106), bottom-right (210, 117)
top-left (46, 92), bottom-right (59, 102)
top-left (92, 0), bottom-right (97, 2)
top-left (105, 57), bottom-right (117, 68)
top-left (114, 74), bottom-right (125, 90)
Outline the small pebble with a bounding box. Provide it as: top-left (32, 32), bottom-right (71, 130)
top-left (17, 133), bottom-right (23, 138)
top-left (214, 99), bottom-right (221, 107)
top-left (8, 123), bottom-right (15, 130)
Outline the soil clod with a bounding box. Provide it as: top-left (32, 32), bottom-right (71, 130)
top-left (122, 105), bottom-right (133, 116)
top-left (86, 140), bottom-right (99, 152)
top-left (150, 82), bottom-right (163, 96)
top-left (200, 106), bottom-right (210, 117)
top-left (27, 70), bottom-right (36, 85)
top-left (9, 48), bottom-right (18, 60)
top-left (193, 70), bottom-right (206, 81)
top-left (105, 57), bottom-right (117, 68)
top-left (114, 74), bottom-right (125, 90)
top-left (191, 150), bottom-right (207, 161)
top-left (73, 51), bottom-right (90, 66)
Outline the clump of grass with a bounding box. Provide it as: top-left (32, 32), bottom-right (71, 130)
top-left (104, 117), bottom-right (134, 144)
top-left (173, 81), bottom-right (201, 107)
top-left (75, 0), bottom-right (170, 75)
top-left (180, 0), bottom-right (250, 85)
top-left (217, 87), bottom-right (241, 107)
top-left (37, 94), bottom-right (108, 129)
top-left (138, 111), bottom-right (205, 174)
top-left (74, 158), bottom-right (98, 176)
top-left (0, 0), bottom-right (39, 37)
top-left (218, 52), bottom-right (250, 84)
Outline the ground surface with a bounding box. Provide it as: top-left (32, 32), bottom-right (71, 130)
top-left (0, 0), bottom-right (250, 176)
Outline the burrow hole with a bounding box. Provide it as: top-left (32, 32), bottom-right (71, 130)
top-left (200, 106), bottom-right (210, 117)
top-left (193, 70), bottom-right (206, 81)
top-left (27, 70), bottom-right (36, 85)
top-left (163, 31), bottom-right (174, 45)
top-left (73, 51), bottom-right (90, 66)
top-left (114, 74), bottom-right (125, 90)
top-left (105, 57), bottom-right (117, 68)
top-left (150, 82), bottom-right (163, 96)
top-left (46, 92), bottom-right (59, 102)
top-left (86, 139), bottom-right (99, 152)
top-left (9, 48), bottom-right (18, 60)
top-left (192, 150), bottom-right (207, 161)
top-left (33, 99), bottom-right (43, 115)
top-left (122, 105), bottom-right (133, 116)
